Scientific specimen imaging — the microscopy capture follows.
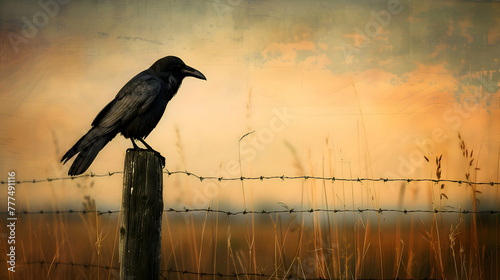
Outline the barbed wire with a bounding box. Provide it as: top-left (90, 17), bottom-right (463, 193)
top-left (2, 207), bottom-right (499, 216)
top-left (0, 171), bottom-right (123, 184)
top-left (24, 260), bottom-right (119, 270)
top-left (165, 170), bottom-right (500, 186)
top-left (1, 169), bottom-right (499, 186)
top-left (3, 209), bottom-right (121, 215)
top-left (21, 260), bottom-right (418, 280)
top-left (163, 207), bottom-right (500, 216)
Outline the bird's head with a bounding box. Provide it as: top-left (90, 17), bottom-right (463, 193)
top-left (150, 56), bottom-right (206, 81)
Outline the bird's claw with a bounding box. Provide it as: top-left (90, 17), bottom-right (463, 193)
top-left (150, 150), bottom-right (165, 168)
top-left (158, 153), bottom-right (166, 168)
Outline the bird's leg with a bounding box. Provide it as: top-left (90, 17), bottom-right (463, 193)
top-left (138, 138), bottom-right (153, 150)
top-left (130, 139), bottom-right (140, 150)
top-left (138, 139), bottom-right (165, 167)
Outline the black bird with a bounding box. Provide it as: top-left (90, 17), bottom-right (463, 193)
top-left (61, 56), bottom-right (206, 176)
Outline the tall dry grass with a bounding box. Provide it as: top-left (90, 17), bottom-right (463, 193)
top-left (2, 122), bottom-right (498, 280)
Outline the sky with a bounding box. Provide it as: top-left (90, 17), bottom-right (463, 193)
top-left (0, 0), bottom-right (499, 212)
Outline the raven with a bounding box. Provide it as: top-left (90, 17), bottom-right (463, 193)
top-left (61, 56), bottom-right (206, 176)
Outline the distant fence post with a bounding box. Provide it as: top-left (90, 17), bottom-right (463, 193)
top-left (120, 149), bottom-right (163, 280)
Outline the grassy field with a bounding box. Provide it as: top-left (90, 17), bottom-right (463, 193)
top-left (2, 128), bottom-right (498, 280)
top-left (2, 184), bottom-right (498, 280)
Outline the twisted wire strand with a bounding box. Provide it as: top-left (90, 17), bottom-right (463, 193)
top-left (22, 260), bottom-right (417, 280)
top-left (2, 208), bottom-right (498, 216)
top-left (1, 169), bottom-right (498, 186)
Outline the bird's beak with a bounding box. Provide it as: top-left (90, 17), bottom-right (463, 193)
top-left (182, 65), bottom-right (206, 80)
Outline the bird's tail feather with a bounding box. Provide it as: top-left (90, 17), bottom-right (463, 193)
top-left (61, 127), bottom-right (116, 176)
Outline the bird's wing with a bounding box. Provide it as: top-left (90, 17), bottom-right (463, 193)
top-left (92, 74), bottom-right (162, 128)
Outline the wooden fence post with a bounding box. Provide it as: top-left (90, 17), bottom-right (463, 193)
top-left (120, 149), bottom-right (163, 280)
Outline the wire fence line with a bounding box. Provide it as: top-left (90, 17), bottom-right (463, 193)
top-left (5, 170), bottom-right (497, 279)
top-left (2, 208), bottom-right (499, 216)
top-left (20, 260), bottom-right (418, 280)
top-left (1, 169), bottom-right (499, 186)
